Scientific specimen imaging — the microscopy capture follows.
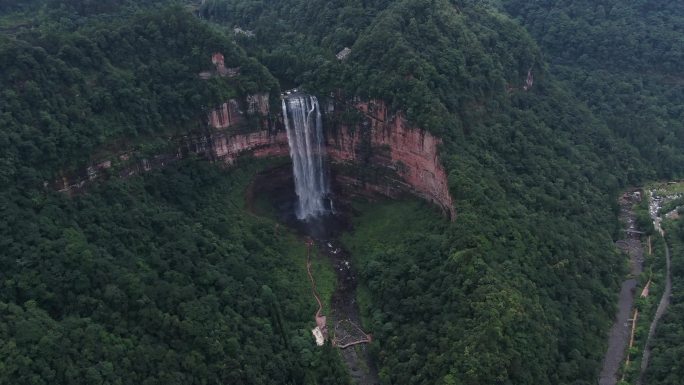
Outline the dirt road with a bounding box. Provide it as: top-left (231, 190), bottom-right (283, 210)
top-left (637, 239), bottom-right (672, 385)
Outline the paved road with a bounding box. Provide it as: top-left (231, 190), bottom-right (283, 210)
top-left (637, 239), bottom-right (672, 385)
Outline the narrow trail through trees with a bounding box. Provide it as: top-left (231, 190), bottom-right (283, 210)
top-left (637, 238), bottom-right (672, 385)
top-left (305, 239), bottom-right (328, 344)
top-left (306, 241), bottom-right (324, 322)
top-left (303, 236), bottom-right (378, 384)
top-left (304, 239), bottom-right (373, 349)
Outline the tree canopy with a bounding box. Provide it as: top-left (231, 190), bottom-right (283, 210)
top-left (2, 0), bottom-right (684, 384)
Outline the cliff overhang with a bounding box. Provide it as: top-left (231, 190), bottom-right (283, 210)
top-left (55, 92), bottom-right (454, 219)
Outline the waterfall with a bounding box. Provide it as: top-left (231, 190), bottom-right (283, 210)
top-left (282, 94), bottom-right (329, 220)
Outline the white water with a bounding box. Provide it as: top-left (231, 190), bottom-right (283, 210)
top-left (282, 94), bottom-right (329, 219)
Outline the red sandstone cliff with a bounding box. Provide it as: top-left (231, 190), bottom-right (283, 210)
top-left (56, 51), bottom-right (455, 217)
top-left (57, 85), bottom-right (453, 219)
top-left (211, 130), bottom-right (288, 164)
top-left (208, 100), bottom-right (243, 129)
top-left (202, 52), bottom-right (268, 130)
top-left (207, 93), bottom-right (270, 130)
top-left (55, 130), bottom-right (288, 193)
top-left (327, 100), bottom-right (455, 219)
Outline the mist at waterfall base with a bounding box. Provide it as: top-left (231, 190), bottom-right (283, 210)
top-left (256, 97), bottom-right (378, 383)
top-left (282, 94), bottom-right (334, 221)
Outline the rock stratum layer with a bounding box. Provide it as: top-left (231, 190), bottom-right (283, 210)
top-left (326, 100), bottom-right (455, 219)
top-left (56, 95), bottom-right (454, 219)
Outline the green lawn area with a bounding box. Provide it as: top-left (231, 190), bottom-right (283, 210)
top-left (310, 245), bottom-right (336, 318)
top-left (341, 199), bottom-right (446, 267)
top-left (649, 181), bottom-right (684, 196)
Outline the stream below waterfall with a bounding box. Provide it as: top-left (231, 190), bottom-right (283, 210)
top-left (599, 190), bottom-right (644, 385)
top-left (246, 92), bottom-right (380, 384)
top-left (248, 165), bottom-right (380, 385)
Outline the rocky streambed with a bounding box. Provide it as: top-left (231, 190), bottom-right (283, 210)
top-left (248, 166), bottom-right (379, 384)
top-left (599, 190), bottom-right (645, 385)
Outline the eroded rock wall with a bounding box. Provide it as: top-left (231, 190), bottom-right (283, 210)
top-left (211, 130), bottom-right (288, 164)
top-left (56, 87), bottom-right (453, 219)
top-left (208, 100), bottom-right (243, 129)
top-left (208, 93), bottom-right (270, 130)
top-left (54, 129), bottom-right (288, 193)
top-left (327, 100), bottom-right (455, 219)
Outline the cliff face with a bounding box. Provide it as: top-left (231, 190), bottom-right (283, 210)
top-left (55, 130), bottom-right (288, 193)
top-left (201, 52), bottom-right (268, 130)
top-left (207, 93), bottom-right (270, 130)
top-left (208, 100), bottom-right (243, 129)
top-left (56, 80), bottom-right (453, 217)
top-left (211, 130), bottom-right (288, 163)
top-left (327, 100), bottom-right (455, 219)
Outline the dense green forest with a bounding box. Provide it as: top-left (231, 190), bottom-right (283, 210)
top-left (0, 4), bottom-right (343, 384)
top-left (502, 0), bottom-right (684, 177)
top-left (642, 219), bottom-right (684, 384)
top-left (0, 159), bottom-right (349, 384)
top-left (2, 0), bottom-right (684, 384)
top-left (199, 0), bottom-right (683, 383)
top-left (0, 4), bottom-right (275, 181)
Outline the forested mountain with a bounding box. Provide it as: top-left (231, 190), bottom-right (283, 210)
top-left (646, 220), bottom-right (684, 384)
top-left (0, 5), bottom-right (275, 182)
top-left (1, 0), bottom-right (683, 384)
top-left (1, 5), bottom-right (343, 384)
top-left (502, 0), bottom-right (684, 177)
top-left (1, 160), bottom-right (349, 384)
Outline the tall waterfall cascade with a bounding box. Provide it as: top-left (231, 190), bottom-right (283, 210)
top-left (282, 94), bottom-right (330, 220)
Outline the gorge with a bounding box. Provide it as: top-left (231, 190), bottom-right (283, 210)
top-left (54, 89), bottom-right (455, 222)
top-left (7, 2), bottom-right (684, 384)
top-left (274, 91), bottom-right (380, 384)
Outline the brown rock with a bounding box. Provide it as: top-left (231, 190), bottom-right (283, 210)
top-left (327, 100), bottom-right (455, 219)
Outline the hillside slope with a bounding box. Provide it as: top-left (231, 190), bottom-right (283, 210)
top-left (199, 0), bottom-right (658, 384)
top-left (1, 1), bottom-right (683, 384)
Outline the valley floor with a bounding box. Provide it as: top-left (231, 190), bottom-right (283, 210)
top-left (599, 191), bottom-right (644, 385)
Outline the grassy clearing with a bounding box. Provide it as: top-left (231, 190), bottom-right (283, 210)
top-left (355, 283), bottom-right (374, 330)
top-left (648, 181), bottom-right (684, 196)
top-left (341, 198), bottom-right (444, 267)
top-left (310, 245), bottom-right (336, 318)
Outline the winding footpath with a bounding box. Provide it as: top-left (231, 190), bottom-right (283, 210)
top-left (600, 189), bottom-right (674, 385)
top-left (637, 231), bottom-right (672, 385)
top-left (305, 239), bottom-right (328, 344)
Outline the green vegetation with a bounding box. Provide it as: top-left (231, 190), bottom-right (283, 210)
top-left (658, 197), bottom-right (684, 217)
top-left (342, 196), bottom-right (621, 384)
top-left (622, 233), bottom-right (667, 381)
top-left (209, 1), bottom-right (648, 383)
top-left (644, 220), bottom-right (684, 384)
top-left (0, 5), bottom-right (276, 182)
top-left (2, 0), bottom-right (684, 384)
top-left (0, 159), bottom-right (349, 384)
top-left (0, 4), bottom-right (344, 384)
top-left (634, 195), bottom-right (655, 236)
top-left (309, 245), bottom-right (336, 319)
top-left (503, 0), bottom-right (684, 177)
top-left (651, 182), bottom-right (684, 197)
